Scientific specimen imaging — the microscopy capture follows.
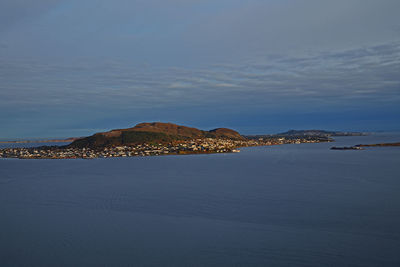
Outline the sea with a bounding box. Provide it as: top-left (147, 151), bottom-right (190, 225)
top-left (1, 133), bottom-right (400, 267)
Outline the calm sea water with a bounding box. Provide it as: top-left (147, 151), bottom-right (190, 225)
top-left (1, 133), bottom-right (400, 266)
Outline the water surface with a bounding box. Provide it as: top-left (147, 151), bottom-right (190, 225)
top-left (1, 134), bottom-right (400, 266)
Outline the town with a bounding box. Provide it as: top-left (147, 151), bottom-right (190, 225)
top-left (0, 136), bottom-right (331, 160)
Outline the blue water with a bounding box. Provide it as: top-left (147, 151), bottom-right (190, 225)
top-left (1, 134), bottom-right (400, 266)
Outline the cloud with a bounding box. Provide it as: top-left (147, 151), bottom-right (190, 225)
top-left (167, 82), bottom-right (194, 89)
top-left (0, 0), bottom-right (399, 137)
top-left (1, 0), bottom-right (398, 67)
top-left (1, 41), bottom-right (399, 113)
top-left (1, 41), bottom-right (400, 137)
top-left (183, 0), bottom-right (400, 62)
top-left (0, 0), bottom-right (62, 32)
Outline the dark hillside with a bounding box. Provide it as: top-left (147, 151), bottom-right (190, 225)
top-left (67, 122), bottom-right (245, 148)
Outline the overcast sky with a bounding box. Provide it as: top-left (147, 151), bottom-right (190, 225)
top-left (1, 0), bottom-right (399, 138)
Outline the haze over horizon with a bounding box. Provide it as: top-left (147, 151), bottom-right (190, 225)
top-left (1, 0), bottom-right (399, 139)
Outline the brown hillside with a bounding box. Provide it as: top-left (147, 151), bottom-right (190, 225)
top-left (129, 122), bottom-right (205, 138)
top-left (209, 128), bottom-right (246, 140)
top-left (68, 122), bottom-right (245, 148)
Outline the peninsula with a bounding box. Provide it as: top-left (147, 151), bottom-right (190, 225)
top-left (0, 122), bottom-right (333, 159)
top-left (356, 142), bottom-right (400, 147)
top-left (275, 129), bottom-right (365, 137)
top-left (331, 142), bottom-right (400, 150)
top-left (244, 129), bottom-right (365, 140)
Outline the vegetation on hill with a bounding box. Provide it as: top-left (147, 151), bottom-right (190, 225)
top-left (68, 131), bottom-right (183, 148)
top-left (67, 122), bottom-right (245, 148)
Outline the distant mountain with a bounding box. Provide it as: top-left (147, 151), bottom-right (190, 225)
top-left (67, 122), bottom-right (245, 148)
top-left (0, 137), bottom-right (80, 144)
top-left (244, 129), bottom-right (365, 140)
top-left (276, 130), bottom-right (365, 137)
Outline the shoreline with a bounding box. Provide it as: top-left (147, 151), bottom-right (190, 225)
top-left (331, 142), bottom-right (400, 150)
top-left (0, 137), bottom-right (330, 160)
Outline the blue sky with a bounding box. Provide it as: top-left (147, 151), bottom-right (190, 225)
top-left (0, 0), bottom-right (399, 138)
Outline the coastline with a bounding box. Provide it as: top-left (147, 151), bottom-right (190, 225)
top-left (0, 138), bottom-right (78, 144)
top-left (0, 137), bottom-right (330, 160)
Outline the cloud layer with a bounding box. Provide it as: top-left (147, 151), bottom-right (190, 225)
top-left (0, 0), bottom-right (399, 137)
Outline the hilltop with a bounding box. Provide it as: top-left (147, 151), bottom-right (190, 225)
top-left (67, 122), bottom-right (245, 148)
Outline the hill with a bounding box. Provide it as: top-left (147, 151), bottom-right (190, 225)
top-left (67, 122), bottom-right (245, 148)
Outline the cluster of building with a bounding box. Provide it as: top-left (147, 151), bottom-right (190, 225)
top-left (0, 137), bottom-right (330, 159)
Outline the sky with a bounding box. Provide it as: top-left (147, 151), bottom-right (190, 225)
top-left (0, 0), bottom-right (399, 139)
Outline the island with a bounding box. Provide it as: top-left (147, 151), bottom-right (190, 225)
top-left (331, 142), bottom-right (400, 150)
top-left (0, 123), bottom-right (335, 159)
top-left (356, 142), bottom-right (400, 147)
top-left (330, 146), bottom-right (364, 150)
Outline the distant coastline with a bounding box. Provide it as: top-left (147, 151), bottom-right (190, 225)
top-left (0, 138), bottom-right (80, 144)
top-left (356, 142), bottom-right (400, 147)
top-left (331, 142), bottom-right (400, 150)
